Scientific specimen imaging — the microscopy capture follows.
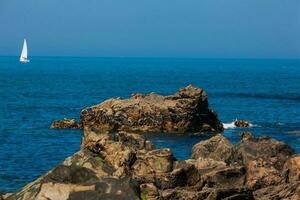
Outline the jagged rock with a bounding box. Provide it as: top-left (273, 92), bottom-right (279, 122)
top-left (234, 120), bottom-right (251, 128)
top-left (191, 134), bottom-right (234, 163)
top-left (50, 118), bottom-right (82, 129)
top-left (283, 154), bottom-right (300, 183)
top-left (80, 85), bottom-right (223, 133)
top-left (233, 133), bottom-right (294, 189)
top-left (254, 181), bottom-right (300, 200)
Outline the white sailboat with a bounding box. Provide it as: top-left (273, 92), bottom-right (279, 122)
top-left (20, 39), bottom-right (30, 63)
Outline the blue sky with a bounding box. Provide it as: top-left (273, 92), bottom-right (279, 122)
top-left (0, 0), bottom-right (299, 58)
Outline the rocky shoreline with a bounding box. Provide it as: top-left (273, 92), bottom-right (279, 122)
top-left (4, 130), bottom-right (299, 200)
top-left (3, 86), bottom-right (299, 200)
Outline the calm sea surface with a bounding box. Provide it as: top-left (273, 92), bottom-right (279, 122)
top-left (0, 57), bottom-right (300, 192)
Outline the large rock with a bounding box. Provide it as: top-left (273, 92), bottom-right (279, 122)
top-left (233, 133), bottom-right (294, 189)
top-left (191, 134), bottom-right (234, 163)
top-left (80, 85), bottom-right (223, 133)
top-left (234, 133), bottom-right (294, 169)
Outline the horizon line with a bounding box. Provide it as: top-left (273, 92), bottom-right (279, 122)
top-left (0, 55), bottom-right (299, 60)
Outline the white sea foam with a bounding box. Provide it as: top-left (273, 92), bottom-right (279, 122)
top-left (223, 121), bottom-right (236, 129)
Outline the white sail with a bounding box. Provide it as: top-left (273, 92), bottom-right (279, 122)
top-left (20, 39), bottom-right (29, 63)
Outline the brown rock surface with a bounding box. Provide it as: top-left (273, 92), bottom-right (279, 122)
top-left (233, 133), bottom-right (294, 189)
top-left (80, 85), bottom-right (223, 133)
top-left (50, 118), bottom-right (82, 129)
top-left (254, 181), bottom-right (300, 200)
top-left (284, 154), bottom-right (300, 183)
top-left (191, 134), bottom-right (234, 163)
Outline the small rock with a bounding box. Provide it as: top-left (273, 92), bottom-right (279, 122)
top-left (234, 120), bottom-right (251, 128)
top-left (240, 131), bottom-right (254, 140)
top-left (50, 118), bottom-right (82, 129)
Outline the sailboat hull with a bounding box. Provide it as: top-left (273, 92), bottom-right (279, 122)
top-left (20, 59), bottom-right (30, 63)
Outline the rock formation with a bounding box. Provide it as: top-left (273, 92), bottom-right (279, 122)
top-left (50, 118), bottom-right (82, 129)
top-left (6, 130), bottom-right (299, 200)
top-left (80, 85), bottom-right (223, 133)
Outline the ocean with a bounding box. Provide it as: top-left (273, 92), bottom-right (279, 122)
top-left (0, 57), bottom-right (299, 192)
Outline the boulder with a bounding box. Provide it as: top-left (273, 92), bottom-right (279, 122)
top-left (233, 133), bottom-right (294, 189)
top-left (283, 154), bottom-right (300, 183)
top-left (50, 118), bottom-right (82, 129)
top-left (191, 134), bottom-right (234, 163)
top-left (234, 120), bottom-right (251, 128)
top-left (80, 85), bottom-right (223, 133)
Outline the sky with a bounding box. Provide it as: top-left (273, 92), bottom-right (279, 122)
top-left (0, 0), bottom-right (299, 58)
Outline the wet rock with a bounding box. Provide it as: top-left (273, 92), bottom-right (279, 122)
top-left (234, 120), bottom-right (251, 128)
top-left (50, 118), bottom-right (82, 129)
top-left (80, 85), bottom-right (223, 133)
top-left (283, 154), bottom-right (300, 183)
top-left (191, 134), bottom-right (234, 163)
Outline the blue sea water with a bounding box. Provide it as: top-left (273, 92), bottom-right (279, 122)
top-left (0, 56), bottom-right (300, 192)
